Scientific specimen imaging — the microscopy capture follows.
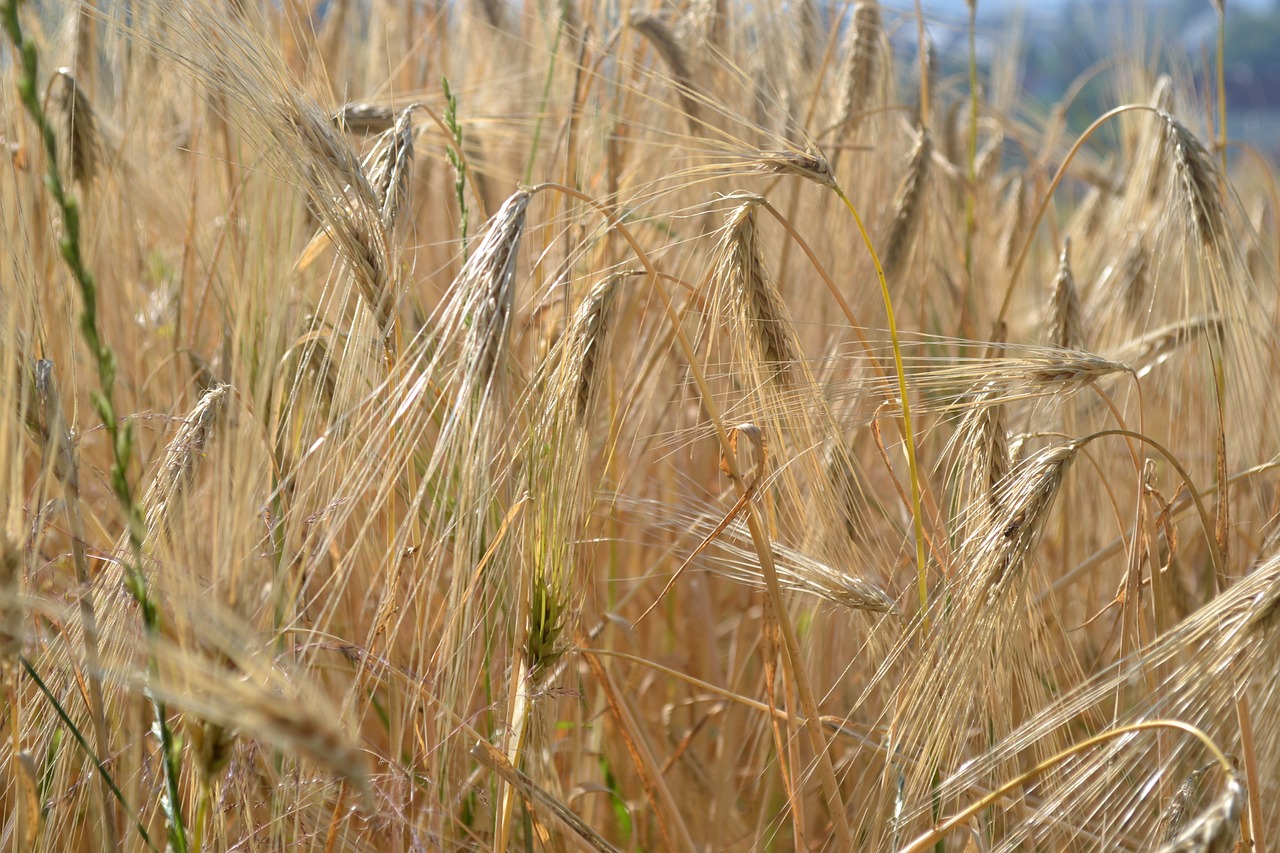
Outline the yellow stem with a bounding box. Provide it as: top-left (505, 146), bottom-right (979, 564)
top-left (527, 181), bottom-right (855, 849)
top-left (833, 186), bottom-right (928, 620)
top-left (996, 103), bottom-right (1160, 328)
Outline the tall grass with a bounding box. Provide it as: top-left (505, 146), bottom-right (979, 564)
top-left (2, 0), bottom-right (1279, 849)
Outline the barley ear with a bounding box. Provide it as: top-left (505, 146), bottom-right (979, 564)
top-left (51, 68), bottom-right (101, 186)
top-left (188, 717), bottom-right (238, 784)
top-left (754, 147), bottom-right (837, 189)
top-left (460, 190), bottom-right (534, 391)
top-left (363, 104), bottom-right (418, 233)
top-left (630, 14), bottom-right (702, 131)
top-left (835, 1), bottom-right (882, 133)
top-left (1161, 112), bottom-right (1227, 251)
top-left (881, 127), bottom-right (932, 282)
top-left (145, 384), bottom-right (232, 543)
top-left (333, 102), bottom-right (395, 135)
top-left (714, 202), bottom-right (800, 386)
top-left (567, 273), bottom-right (624, 424)
top-left (999, 175), bottom-right (1027, 270)
top-left (1046, 238), bottom-right (1084, 349)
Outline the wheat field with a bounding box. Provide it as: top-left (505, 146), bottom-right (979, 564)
top-left (2, 0), bottom-right (1279, 849)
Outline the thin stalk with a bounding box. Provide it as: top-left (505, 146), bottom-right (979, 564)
top-left (21, 658), bottom-right (159, 852)
top-left (528, 182), bottom-right (855, 849)
top-left (523, 5), bottom-right (567, 184)
top-left (0, 7), bottom-right (188, 849)
top-left (996, 103), bottom-right (1158, 329)
top-left (1216, 5), bottom-right (1227, 172)
top-left (965, 2), bottom-right (978, 321)
top-left (35, 361), bottom-right (118, 851)
top-left (1236, 694), bottom-right (1268, 853)
top-left (1079, 428), bottom-right (1223, 582)
top-left (832, 186), bottom-right (928, 620)
top-left (898, 720), bottom-right (1235, 853)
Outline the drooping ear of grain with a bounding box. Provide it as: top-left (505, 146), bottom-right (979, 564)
top-left (713, 202), bottom-right (800, 387)
top-left (1108, 234), bottom-right (1151, 316)
top-left (999, 175), bottom-right (1027, 269)
top-left (333, 105), bottom-right (418, 339)
top-left (1114, 316), bottom-right (1224, 378)
top-left (1161, 112), bottom-right (1228, 252)
top-left (974, 442), bottom-right (1077, 596)
top-left (753, 147), bottom-right (838, 188)
top-left (881, 127), bottom-right (932, 281)
top-left (949, 388), bottom-right (1011, 534)
top-left (1045, 239), bottom-right (1084, 349)
top-left (796, 0), bottom-right (822, 70)
top-left (630, 13), bottom-right (702, 130)
top-left (188, 717), bottom-right (238, 784)
top-left (363, 105), bottom-right (418, 234)
top-left (566, 274), bottom-right (623, 425)
top-left (460, 190), bottom-right (533, 391)
top-left (282, 97), bottom-right (400, 339)
top-left (333, 102), bottom-right (396, 135)
top-left (146, 384), bottom-right (232, 543)
top-left (616, 496), bottom-right (898, 615)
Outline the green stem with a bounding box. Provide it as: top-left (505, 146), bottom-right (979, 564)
top-left (523, 5), bottom-right (567, 185)
top-left (22, 658), bottom-right (159, 853)
top-left (1, 6), bottom-right (188, 849)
